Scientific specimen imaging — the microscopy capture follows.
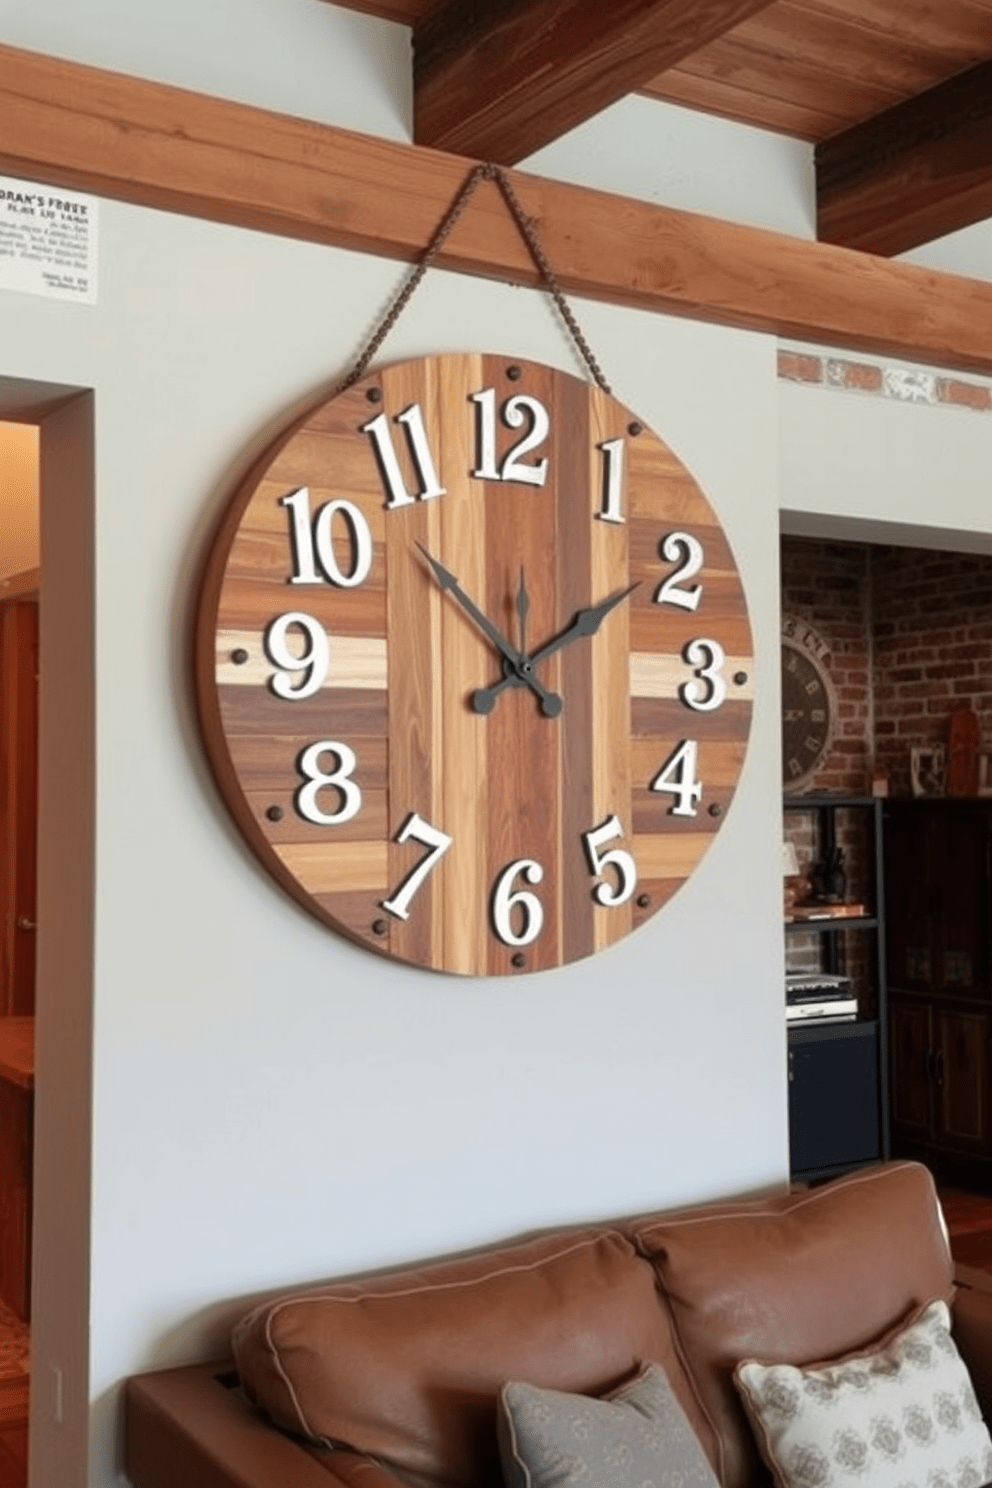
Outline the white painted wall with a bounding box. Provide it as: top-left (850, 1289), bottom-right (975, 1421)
top-left (779, 373), bottom-right (992, 548)
top-left (524, 96), bottom-right (817, 240)
top-left (0, 0), bottom-right (411, 141)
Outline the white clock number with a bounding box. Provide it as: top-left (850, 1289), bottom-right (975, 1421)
top-left (582, 815), bottom-right (637, 906)
top-left (362, 404), bottom-right (447, 510)
top-left (492, 859), bottom-right (545, 946)
top-left (296, 741), bottom-right (362, 825)
top-left (381, 812), bottom-right (453, 922)
top-left (680, 638), bottom-right (727, 713)
top-left (655, 532), bottom-right (704, 610)
top-left (597, 438), bottom-right (625, 523)
top-left (650, 740), bottom-right (703, 817)
top-left (282, 488), bottom-right (373, 589)
top-left (265, 612), bottom-right (330, 700)
top-left (470, 388), bottom-right (549, 487)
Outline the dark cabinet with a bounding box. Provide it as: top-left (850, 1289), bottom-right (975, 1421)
top-left (885, 803), bottom-right (988, 999)
top-left (884, 801), bottom-right (992, 1176)
top-left (784, 795), bottom-right (889, 1181)
top-left (788, 1021), bottom-right (880, 1174)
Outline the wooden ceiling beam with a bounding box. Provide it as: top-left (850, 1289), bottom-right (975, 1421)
top-left (2, 44), bottom-right (992, 375)
top-left (817, 59), bottom-right (992, 255)
top-left (413, 0), bottom-right (780, 164)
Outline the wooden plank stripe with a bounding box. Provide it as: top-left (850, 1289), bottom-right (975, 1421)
top-left (630, 651), bottom-right (754, 700)
top-left (633, 832), bottom-right (712, 879)
top-left (216, 629), bottom-right (387, 690)
top-left (274, 839), bottom-right (389, 894)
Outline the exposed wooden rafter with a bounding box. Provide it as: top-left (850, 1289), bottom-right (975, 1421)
top-left (817, 58), bottom-right (992, 256)
top-left (413, 0), bottom-right (779, 163)
top-left (1, 44), bottom-right (992, 374)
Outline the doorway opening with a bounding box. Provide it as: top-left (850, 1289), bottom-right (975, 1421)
top-left (0, 418), bottom-right (38, 1484)
top-left (0, 379), bottom-right (93, 1488)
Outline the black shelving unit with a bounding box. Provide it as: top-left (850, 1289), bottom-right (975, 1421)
top-left (784, 794), bottom-right (890, 1180)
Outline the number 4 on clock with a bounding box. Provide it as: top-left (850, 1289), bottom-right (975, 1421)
top-left (650, 740), bottom-right (703, 817)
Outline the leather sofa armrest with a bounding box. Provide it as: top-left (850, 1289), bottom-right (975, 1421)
top-left (125, 1359), bottom-right (397, 1488)
top-left (953, 1282), bottom-right (992, 1418)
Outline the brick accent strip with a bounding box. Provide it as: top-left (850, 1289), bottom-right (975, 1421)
top-left (778, 349), bottom-right (992, 413)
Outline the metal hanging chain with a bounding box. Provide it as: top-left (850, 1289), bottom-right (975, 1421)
top-left (337, 161), bottom-right (611, 395)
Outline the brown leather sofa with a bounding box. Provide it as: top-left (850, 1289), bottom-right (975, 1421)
top-left (124, 1160), bottom-right (992, 1488)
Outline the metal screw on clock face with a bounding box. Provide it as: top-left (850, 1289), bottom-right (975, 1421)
top-left (231, 648), bottom-right (249, 665)
top-left (734, 671), bottom-right (749, 685)
top-left (372, 919), bottom-right (389, 937)
top-left (511, 952), bottom-right (526, 968)
top-left (637, 894), bottom-right (651, 909)
top-left (506, 365), bottom-right (522, 381)
top-left (366, 386), bottom-right (382, 403)
top-left (266, 805), bottom-right (283, 822)
top-left (708, 803), bottom-right (723, 818)
top-left (628, 422), bottom-right (643, 436)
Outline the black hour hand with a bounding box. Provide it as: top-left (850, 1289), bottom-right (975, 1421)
top-left (528, 583), bottom-right (639, 669)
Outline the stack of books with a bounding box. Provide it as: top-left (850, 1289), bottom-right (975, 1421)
top-left (787, 902), bottom-right (866, 922)
top-left (785, 972), bottom-right (858, 1025)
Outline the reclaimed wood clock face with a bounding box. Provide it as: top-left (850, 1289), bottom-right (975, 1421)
top-left (196, 354), bottom-right (754, 976)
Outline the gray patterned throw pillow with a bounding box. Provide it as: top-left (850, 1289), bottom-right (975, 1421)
top-left (734, 1299), bottom-right (992, 1488)
top-left (497, 1362), bottom-right (720, 1488)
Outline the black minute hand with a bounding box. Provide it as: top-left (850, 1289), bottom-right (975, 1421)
top-left (417, 544), bottom-right (518, 666)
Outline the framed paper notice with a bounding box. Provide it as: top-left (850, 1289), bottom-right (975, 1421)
top-left (0, 175), bottom-right (98, 305)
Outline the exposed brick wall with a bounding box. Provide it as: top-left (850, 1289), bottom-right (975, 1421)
top-left (780, 538), bottom-right (873, 795)
top-left (778, 349), bottom-right (992, 413)
top-left (872, 547), bottom-right (992, 797)
top-left (780, 538), bottom-right (992, 798)
top-left (780, 539), bottom-right (874, 988)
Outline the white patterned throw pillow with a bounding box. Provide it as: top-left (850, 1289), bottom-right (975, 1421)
top-left (497, 1362), bottom-right (720, 1488)
top-left (734, 1299), bottom-right (992, 1488)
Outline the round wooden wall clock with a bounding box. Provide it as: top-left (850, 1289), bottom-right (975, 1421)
top-left (196, 354), bottom-right (754, 976)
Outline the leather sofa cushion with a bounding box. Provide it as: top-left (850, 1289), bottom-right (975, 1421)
top-left (233, 1226), bottom-right (701, 1488)
top-left (631, 1161), bottom-right (955, 1488)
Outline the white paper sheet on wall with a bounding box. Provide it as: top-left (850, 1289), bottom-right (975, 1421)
top-left (0, 174), bottom-right (98, 305)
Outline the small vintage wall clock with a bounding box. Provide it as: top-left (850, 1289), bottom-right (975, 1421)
top-left (195, 354), bottom-right (754, 975)
top-left (781, 614), bottom-right (835, 792)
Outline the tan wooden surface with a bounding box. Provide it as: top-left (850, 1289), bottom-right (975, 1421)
top-left (3, 46), bottom-right (992, 371)
top-left (197, 354), bottom-right (753, 975)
